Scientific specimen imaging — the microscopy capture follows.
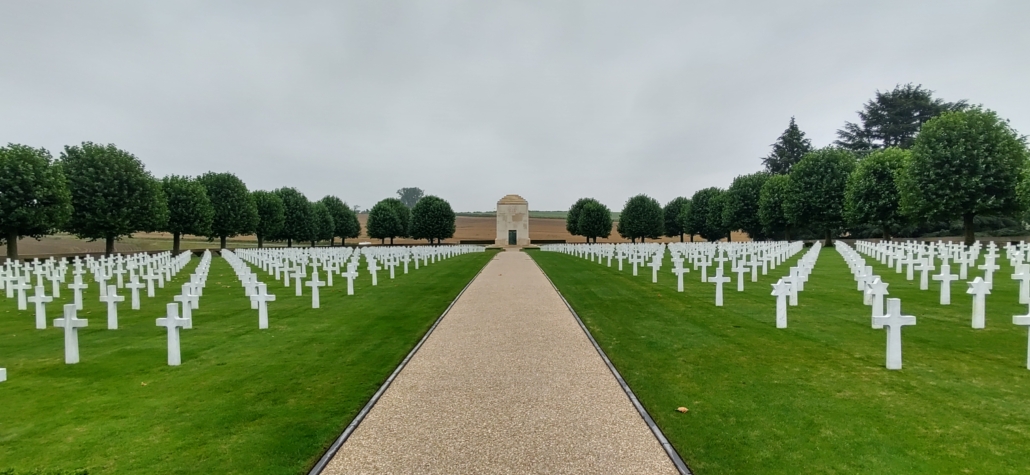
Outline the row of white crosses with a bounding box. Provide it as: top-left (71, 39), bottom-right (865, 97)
top-left (769, 242), bottom-right (822, 326)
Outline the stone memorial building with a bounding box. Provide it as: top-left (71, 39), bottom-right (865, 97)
top-left (495, 194), bottom-right (530, 246)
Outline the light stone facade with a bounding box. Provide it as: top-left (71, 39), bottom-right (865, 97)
top-left (495, 194), bottom-right (530, 247)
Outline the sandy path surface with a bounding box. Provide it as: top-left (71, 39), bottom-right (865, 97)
top-left (323, 249), bottom-right (678, 475)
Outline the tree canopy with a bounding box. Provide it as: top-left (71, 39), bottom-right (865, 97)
top-left (663, 197), bottom-right (690, 241)
top-left (381, 197), bottom-right (410, 238)
top-left (161, 175), bottom-right (214, 253)
top-left (366, 198), bottom-right (405, 244)
top-left (272, 187), bottom-right (312, 247)
top-left (566, 198), bottom-right (592, 238)
top-left (762, 117), bottom-right (813, 174)
top-left (675, 199), bottom-right (693, 241)
top-left (783, 147), bottom-right (857, 244)
top-left (309, 201), bottom-right (335, 245)
top-left (59, 142), bottom-right (167, 255)
top-left (578, 200), bottom-right (613, 243)
top-left (0, 144), bottom-right (72, 259)
top-left (320, 195), bottom-right (360, 246)
top-left (198, 172), bottom-right (258, 249)
top-left (687, 187), bottom-right (725, 241)
top-left (252, 190), bottom-right (285, 248)
top-left (617, 194), bottom-right (663, 242)
top-left (758, 174), bottom-right (792, 240)
top-left (899, 107), bottom-right (1028, 245)
top-left (844, 148), bottom-right (908, 239)
top-left (722, 172), bottom-right (770, 240)
top-left (835, 83), bottom-right (967, 153)
top-left (396, 187), bottom-right (424, 208)
top-left (409, 195), bottom-right (456, 244)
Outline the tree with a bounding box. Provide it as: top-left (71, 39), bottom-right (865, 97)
top-left (161, 175), bottom-right (214, 254)
top-left (844, 148), bottom-right (908, 240)
top-left (319, 195), bottom-right (358, 246)
top-left (396, 187), bottom-right (425, 208)
top-left (899, 108), bottom-right (1028, 245)
top-left (663, 197), bottom-right (690, 241)
top-left (722, 172), bottom-right (770, 240)
top-left (675, 199), bottom-right (694, 241)
top-left (252, 190), bottom-right (285, 248)
top-left (382, 198), bottom-right (411, 238)
top-left (784, 147), bottom-right (857, 245)
top-left (566, 198), bottom-right (591, 239)
top-left (758, 174), bottom-right (792, 240)
top-left (706, 190), bottom-right (729, 242)
top-left (60, 142), bottom-right (168, 255)
top-left (762, 117), bottom-right (813, 174)
top-left (688, 187), bottom-right (725, 241)
top-left (0, 144), bottom-right (72, 260)
top-left (272, 187), bottom-right (311, 247)
top-left (410, 195), bottom-right (456, 244)
top-left (835, 83), bottom-right (967, 153)
top-left (617, 194), bottom-right (663, 242)
top-left (197, 172), bottom-right (258, 249)
top-left (309, 201), bottom-right (335, 246)
top-left (578, 200), bottom-right (613, 243)
top-left (366, 199), bottom-right (405, 245)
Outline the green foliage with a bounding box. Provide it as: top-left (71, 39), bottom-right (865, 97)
top-left (272, 187), bottom-right (311, 246)
top-left (762, 117), bottom-right (813, 174)
top-left (381, 197), bottom-right (411, 237)
top-left (675, 199), bottom-right (692, 240)
top-left (899, 107), bottom-right (1029, 244)
top-left (0, 144), bottom-right (72, 254)
top-left (844, 148), bottom-right (908, 239)
top-left (687, 187), bottom-right (725, 241)
top-left (1018, 161), bottom-right (1030, 223)
top-left (309, 201), bottom-right (335, 244)
top-left (409, 195), bottom-right (456, 243)
top-left (758, 174), bottom-right (792, 239)
top-left (161, 175), bottom-right (213, 238)
top-left (722, 172), bottom-right (770, 240)
top-left (319, 195), bottom-right (360, 243)
top-left (396, 187), bottom-right (424, 208)
top-left (835, 83), bottom-right (967, 153)
top-left (252, 190), bottom-right (285, 247)
top-left (59, 142), bottom-right (167, 251)
top-left (366, 199), bottom-right (405, 243)
top-left (663, 197), bottom-right (690, 239)
top-left (578, 200), bottom-right (613, 242)
top-left (617, 194), bottom-right (663, 241)
top-left (197, 172), bottom-right (258, 242)
top-left (706, 190), bottom-right (728, 241)
top-left (566, 198), bottom-right (591, 236)
top-left (784, 147), bottom-right (857, 240)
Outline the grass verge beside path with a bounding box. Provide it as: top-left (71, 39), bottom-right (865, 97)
top-left (0, 250), bottom-right (493, 474)
top-left (529, 247), bottom-right (1030, 474)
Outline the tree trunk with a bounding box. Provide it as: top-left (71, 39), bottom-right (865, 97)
top-left (330, 237), bottom-right (335, 247)
top-left (641, 237), bottom-right (646, 243)
top-left (823, 229), bottom-right (832, 247)
top-left (173, 232), bottom-right (181, 254)
top-left (882, 226), bottom-right (892, 241)
top-left (6, 232), bottom-right (18, 261)
top-left (680, 234), bottom-right (684, 242)
top-left (287, 238), bottom-right (292, 247)
top-left (257, 236), bottom-right (264, 248)
top-left (220, 236), bottom-right (227, 249)
top-left (690, 234), bottom-right (694, 242)
top-left (390, 237), bottom-right (394, 246)
top-left (963, 213), bottom-right (975, 246)
top-left (106, 236), bottom-right (115, 256)
top-left (726, 233), bottom-right (732, 242)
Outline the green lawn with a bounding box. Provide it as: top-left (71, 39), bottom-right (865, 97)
top-left (0, 250), bottom-right (493, 474)
top-left (530, 245), bottom-right (1030, 474)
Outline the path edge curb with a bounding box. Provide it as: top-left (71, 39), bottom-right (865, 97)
top-left (307, 254), bottom-right (491, 475)
top-left (530, 253), bottom-right (694, 475)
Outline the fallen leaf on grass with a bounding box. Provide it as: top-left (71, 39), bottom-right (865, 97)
top-left (677, 407), bottom-right (688, 413)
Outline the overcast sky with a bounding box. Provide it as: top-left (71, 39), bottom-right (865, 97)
top-left (2, 1), bottom-right (1027, 212)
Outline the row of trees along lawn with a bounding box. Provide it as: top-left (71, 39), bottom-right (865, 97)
top-left (0, 142), bottom-right (364, 259)
top-left (564, 84), bottom-right (1030, 245)
top-left (365, 195), bottom-right (456, 245)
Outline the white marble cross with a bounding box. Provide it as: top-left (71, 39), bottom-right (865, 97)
top-left (1012, 264), bottom-right (1030, 305)
top-left (294, 268), bottom-right (304, 296)
top-left (872, 298), bottom-right (916, 370)
top-left (157, 302), bottom-right (190, 366)
top-left (868, 278), bottom-right (889, 328)
top-left (53, 304), bottom-right (88, 364)
top-left (672, 265), bottom-right (689, 292)
top-left (99, 285), bottom-right (125, 330)
top-left (68, 277), bottom-right (88, 311)
top-left (734, 264), bottom-right (747, 292)
top-left (698, 260), bottom-right (709, 283)
top-left (1014, 305), bottom-right (1030, 370)
top-left (979, 258), bottom-right (1000, 284)
top-left (173, 288), bottom-right (195, 329)
top-left (932, 264), bottom-right (958, 305)
top-left (368, 259), bottom-right (380, 286)
top-left (125, 276), bottom-right (145, 310)
top-left (966, 277), bottom-right (992, 329)
top-left (649, 257), bottom-right (662, 284)
top-left (12, 279), bottom-right (30, 311)
top-left (307, 271), bottom-right (326, 309)
top-left (144, 270), bottom-right (158, 297)
top-left (343, 265), bottom-right (358, 296)
top-left (27, 285), bottom-right (53, 329)
top-left (250, 283), bottom-right (276, 329)
top-left (710, 269), bottom-right (730, 307)
top-left (915, 258), bottom-right (934, 291)
top-left (771, 279), bottom-right (791, 328)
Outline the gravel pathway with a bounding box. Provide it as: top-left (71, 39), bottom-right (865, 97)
top-left (323, 249), bottom-right (679, 474)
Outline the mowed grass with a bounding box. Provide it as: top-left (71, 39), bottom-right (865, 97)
top-left (529, 246), bottom-right (1030, 474)
top-left (0, 250), bottom-right (493, 474)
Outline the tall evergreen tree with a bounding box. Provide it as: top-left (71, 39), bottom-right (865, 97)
top-left (835, 83), bottom-right (967, 153)
top-left (161, 175), bottom-right (214, 254)
top-left (762, 117), bottom-right (813, 174)
top-left (663, 197), bottom-right (690, 241)
top-left (0, 144), bottom-right (72, 260)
